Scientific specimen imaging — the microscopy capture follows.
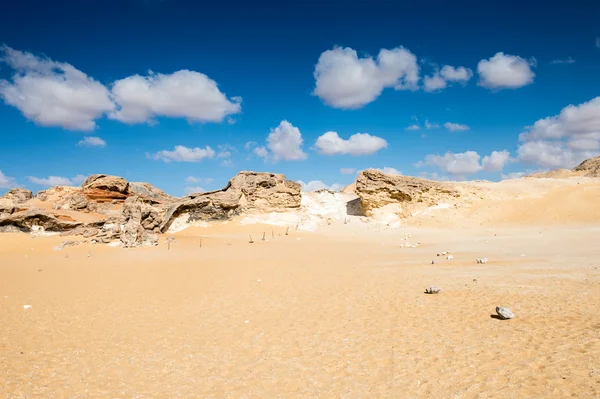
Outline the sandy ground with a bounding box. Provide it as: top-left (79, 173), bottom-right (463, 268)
top-left (1, 216), bottom-right (600, 398)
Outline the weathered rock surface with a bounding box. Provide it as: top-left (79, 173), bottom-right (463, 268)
top-left (83, 174), bottom-right (129, 194)
top-left (160, 171), bottom-right (301, 232)
top-left (573, 155), bottom-right (600, 177)
top-left (425, 286), bottom-right (442, 294)
top-left (120, 196), bottom-right (159, 247)
top-left (355, 169), bottom-right (460, 216)
top-left (1, 188), bottom-right (33, 204)
top-left (128, 182), bottom-right (175, 203)
top-left (495, 306), bottom-right (515, 320)
top-left (0, 208), bottom-right (82, 232)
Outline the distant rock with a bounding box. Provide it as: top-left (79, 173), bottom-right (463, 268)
top-left (355, 169), bottom-right (460, 216)
top-left (573, 155), bottom-right (600, 177)
top-left (425, 286), bottom-right (442, 294)
top-left (82, 174), bottom-right (129, 193)
top-left (1, 188), bottom-right (33, 204)
top-left (495, 306), bottom-right (515, 320)
top-left (160, 171), bottom-right (301, 232)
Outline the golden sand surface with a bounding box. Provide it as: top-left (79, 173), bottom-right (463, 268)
top-left (1, 219), bottom-right (600, 398)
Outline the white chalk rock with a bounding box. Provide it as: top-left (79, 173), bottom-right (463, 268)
top-left (496, 307), bottom-right (514, 320)
top-left (447, 255), bottom-right (454, 260)
top-left (425, 286), bottom-right (442, 294)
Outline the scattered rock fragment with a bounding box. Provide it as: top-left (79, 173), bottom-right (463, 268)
top-left (425, 286), bottom-right (442, 294)
top-left (495, 306), bottom-right (514, 320)
top-left (476, 257), bottom-right (488, 264)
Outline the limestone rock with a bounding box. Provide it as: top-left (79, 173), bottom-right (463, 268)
top-left (0, 208), bottom-right (82, 232)
top-left (65, 193), bottom-right (89, 210)
top-left (495, 307), bottom-right (514, 320)
top-left (425, 286), bottom-right (442, 294)
top-left (355, 169), bottom-right (460, 216)
top-left (160, 171), bottom-right (301, 232)
top-left (82, 174), bottom-right (129, 193)
top-left (573, 155), bottom-right (600, 177)
top-left (128, 182), bottom-right (175, 203)
top-left (0, 199), bottom-right (17, 216)
top-left (1, 188), bottom-right (33, 204)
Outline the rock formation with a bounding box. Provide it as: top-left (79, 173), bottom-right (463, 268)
top-left (160, 171), bottom-right (301, 232)
top-left (1, 188), bottom-right (33, 204)
top-left (355, 169), bottom-right (460, 216)
top-left (0, 208), bottom-right (82, 232)
top-left (572, 155), bottom-right (600, 177)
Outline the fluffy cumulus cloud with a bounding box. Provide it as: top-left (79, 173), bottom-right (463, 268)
top-left (444, 122), bottom-right (469, 131)
top-left (0, 170), bottom-right (16, 188)
top-left (151, 145), bottom-right (215, 162)
top-left (77, 136), bottom-right (106, 147)
top-left (420, 150), bottom-right (511, 175)
top-left (0, 46), bottom-right (114, 131)
top-left (517, 96), bottom-right (600, 168)
top-left (255, 120), bottom-right (307, 162)
top-left (501, 171), bottom-right (528, 180)
top-left (297, 180), bottom-right (344, 192)
top-left (405, 124), bottom-right (420, 131)
top-left (110, 70), bottom-right (241, 124)
top-left (371, 167), bottom-right (402, 175)
top-left (424, 65), bottom-right (473, 92)
top-left (28, 174), bottom-right (87, 187)
top-left (315, 132), bottom-right (388, 156)
top-left (313, 46), bottom-right (419, 109)
top-left (477, 52), bottom-right (536, 89)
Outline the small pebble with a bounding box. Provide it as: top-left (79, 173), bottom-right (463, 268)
top-left (23, 305), bottom-right (33, 309)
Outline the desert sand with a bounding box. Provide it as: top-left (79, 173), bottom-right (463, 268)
top-left (2, 176), bottom-right (600, 398)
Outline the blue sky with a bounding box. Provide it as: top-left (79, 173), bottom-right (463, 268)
top-left (1, 0), bottom-right (600, 196)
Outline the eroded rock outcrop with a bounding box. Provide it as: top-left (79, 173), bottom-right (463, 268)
top-left (160, 171), bottom-right (301, 232)
top-left (573, 156), bottom-right (600, 177)
top-left (1, 188), bottom-right (33, 204)
top-left (355, 169), bottom-right (460, 216)
top-left (0, 208), bottom-right (82, 232)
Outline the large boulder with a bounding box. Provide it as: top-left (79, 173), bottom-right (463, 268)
top-left (120, 196), bottom-right (160, 247)
top-left (128, 182), bottom-right (175, 203)
top-left (1, 188), bottom-right (33, 204)
top-left (0, 208), bottom-right (82, 232)
top-left (355, 169), bottom-right (460, 216)
top-left (160, 171), bottom-right (301, 232)
top-left (82, 174), bottom-right (130, 202)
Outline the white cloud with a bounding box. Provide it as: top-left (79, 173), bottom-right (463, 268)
top-left (423, 73), bottom-right (447, 92)
top-left (255, 120), bottom-right (307, 162)
top-left (444, 122), bottom-right (470, 131)
top-left (419, 171), bottom-right (451, 181)
top-left (297, 180), bottom-right (343, 192)
top-left (382, 167), bottom-right (402, 175)
top-left (550, 57), bottom-right (575, 65)
top-left (28, 174), bottom-right (86, 187)
top-left (477, 52), bottom-right (535, 89)
top-left (340, 168), bottom-right (356, 175)
top-left (152, 145), bottom-right (215, 163)
top-left (405, 124), bottom-right (420, 131)
top-left (424, 65), bottom-right (472, 92)
top-left (420, 150), bottom-right (511, 175)
top-left (0, 46), bottom-right (114, 131)
top-left (216, 144), bottom-right (235, 160)
top-left (501, 171), bottom-right (528, 180)
top-left (440, 65), bottom-right (473, 82)
top-left (77, 136), bottom-right (106, 147)
top-left (109, 70), bottom-right (241, 124)
top-left (315, 132), bottom-right (387, 156)
top-left (185, 176), bottom-right (213, 184)
top-left (184, 186), bottom-right (205, 195)
top-left (425, 120), bottom-right (439, 129)
top-left (0, 170), bottom-right (16, 189)
top-left (313, 46), bottom-right (419, 108)
top-left (244, 141), bottom-right (257, 151)
top-left (482, 150), bottom-right (511, 172)
top-left (517, 96), bottom-right (600, 168)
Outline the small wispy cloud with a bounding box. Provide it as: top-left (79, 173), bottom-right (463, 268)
top-left (550, 57), bottom-right (575, 65)
top-left (77, 136), bottom-right (107, 147)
